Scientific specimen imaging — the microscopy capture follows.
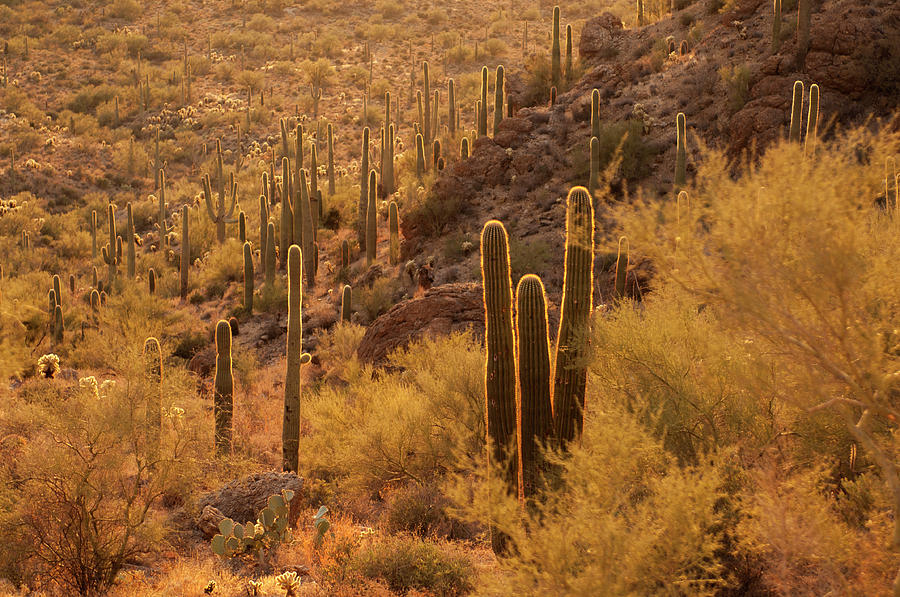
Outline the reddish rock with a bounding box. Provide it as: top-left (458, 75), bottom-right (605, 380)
top-left (579, 13), bottom-right (627, 61)
top-left (197, 472), bottom-right (304, 528)
top-left (357, 283), bottom-right (484, 364)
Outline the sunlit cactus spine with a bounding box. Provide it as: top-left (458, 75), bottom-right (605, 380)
top-left (675, 112), bottom-right (687, 188)
top-left (383, 94), bottom-right (395, 196)
top-left (805, 83), bottom-right (819, 154)
top-left (102, 204), bottom-right (118, 287)
top-left (460, 137), bottom-right (469, 160)
top-left (480, 220), bottom-right (518, 553)
top-left (615, 236), bottom-right (629, 300)
top-left (515, 274), bottom-right (553, 503)
top-left (789, 80), bottom-right (804, 143)
top-left (203, 140), bottom-right (239, 244)
top-left (327, 123), bottom-right (336, 195)
top-left (259, 195), bottom-right (269, 280)
top-left (213, 320), bottom-right (234, 457)
top-left (143, 337), bottom-right (162, 459)
top-left (125, 202), bottom-right (136, 279)
top-left (341, 285), bottom-right (352, 322)
top-left (415, 134), bottom-right (425, 181)
top-left (358, 127), bottom-right (370, 250)
top-left (389, 201), bottom-right (400, 265)
top-left (91, 209), bottom-right (98, 260)
top-left (265, 221), bottom-right (277, 289)
top-left (553, 187), bottom-right (595, 446)
top-left (478, 67), bottom-right (489, 137)
top-left (148, 267), bottom-right (156, 295)
top-left (551, 6), bottom-right (561, 90)
top-left (283, 245), bottom-right (311, 473)
top-left (366, 170), bottom-right (377, 266)
top-left (180, 205), bottom-right (189, 300)
top-left (493, 65), bottom-right (505, 135)
top-left (341, 239), bottom-right (350, 269)
top-left (243, 241), bottom-right (254, 313)
top-left (448, 79), bottom-right (456, 135)
top-left (279, 157), bottom-right (293, 269)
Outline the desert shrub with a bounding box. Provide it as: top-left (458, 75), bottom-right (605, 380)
top-left (508, 234), bottom-right (551, 283)
top-left (576, 118), bottom-right (656, 182)
top-left (356, 276), bottom-right (399, 323)
top-left (383, 483), bottom-right (476, 540)
top-left (109, 0), bottom-right (142, 20)
top-left (353, 534), bottom-right (474, 596)
top-left (301, 332), bottom-right (484, 496)
top-left (456, 405), bottom-right (729, 595)
top-left (719, 64), bottom-right (751, 113)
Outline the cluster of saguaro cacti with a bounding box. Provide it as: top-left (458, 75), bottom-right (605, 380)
top-left (203, 140), bottom-right (239, 244)
top-left (481, 187), bottom-right (596, 551)
top-left (788, 80), bottom-right (820, 152)
top-left (283, 245), bottom-right (311, 473)
top-left (214, 320), bottom-right (234, 457)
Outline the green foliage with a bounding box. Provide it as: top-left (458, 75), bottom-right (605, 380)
top-left (719, 64), bottom-right (751, 113)
top-left (211, 489), bottom-right (296, 562)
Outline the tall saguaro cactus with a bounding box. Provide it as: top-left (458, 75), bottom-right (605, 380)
top-left (203, 140), bottom-right (239, 244)
top-left (102, 204), bottom-right (118, 288)
top-left (91, 210), bottom-right (98, 260)
top-left (125, 202), bottom-right (136, 279)
top-left (553, 187), bottom-right (595, 445)
top-left (327, 123), bottom-right (336, 196)
top-left (448, 79), bottom-right (456, 135)
top-left (551, 6), bottom-right (561, 91)
top-left (280, 157), bottom-right (294, 269)
top-left (265, 221), bottom-right (277, 289)
top-left (493, 65), bottom-right (505, 136)
top-left (772, 0), bottom-right (782, 53)
top-left (358, 127), bottom-right (370, 250)
top-left (478, 67), bottom-right (489, 137)
top-left (143, 337), bottom-right (162, 459)
top-left (789, 80), bottom-right (804, 143)
top-left (388, 201), bottom-right (400, 265)
top-left (614, 236), bottom-right (629, 300)
top-left (383, 93), bottom-right (395, 196)
top-left (243, 241), bottom-right (253, 313)
top-left (366, 170), bottom-right (377, 266)
top-left (341, 285), bottom-right (352, 322)
top-left (805, 83), bottom-right (819, 154)
top-left (516, 274), bottom-right (553, 503)
top-left (214, 320), bottom-right (234, 457)
top-left (180, 205), bottom-right (189, 300)
top-left (283, 245), bottom-right (311, 473)
top-left (675, 112), bottom-right (687, 188)
top-left (589, 136), bottom-right (599, 197)
top-left (796, 0), bottom-right (810, 69)
top-left (481, 220), bottom-right (518, 553)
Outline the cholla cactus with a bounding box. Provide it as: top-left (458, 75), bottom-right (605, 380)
top-left (275, 571), bottom-right (301, 596)
top-left (37, 353), bottom-right (60, 379)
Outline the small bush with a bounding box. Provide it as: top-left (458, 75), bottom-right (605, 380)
top-left (719, 64), bottom-right (751, 113)
top-left (353, 535), bottom-right (474, 596)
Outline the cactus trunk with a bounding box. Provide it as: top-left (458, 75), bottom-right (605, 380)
top-left (675, 112), bottom-right (687, 188)
top-left (180, 205), bottom-right (189, 300)
top-left (283, 245), bottom-right (310, 473)
top-left (243, 241), bottom-right (254, 312)
top-left (553, 187), bottom-right (595, 446)
top-left (214, 320), bottom-right (234, 457)
top-left (366, 170), bottom-right (377, 266)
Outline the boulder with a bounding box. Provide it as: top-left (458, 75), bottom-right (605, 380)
top-left (357, 283), bottom-right (484, 364)
top-left (579, 13), bottom-right (627, 62)
top-left (196, 472), bottom-right (303, 529)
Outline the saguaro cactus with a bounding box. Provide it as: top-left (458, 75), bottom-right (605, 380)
top-left (675, 113), bottom-right (687, 188)
top-left (91, 210), bottom-right (98, 260)
top-left (341, 284), bottom-right (352, 322)
top-left (493, 65), bottom-right (505, 136)
top-left (388, 201), bottom-right (399, 265)
top-left (148, 268), bottom-right (156, 295)
top-left (423, 61), bottom-right (432, 164)
top-left (478, 67), bottom-right (489, 138)
top-left (516, 274), bottom-right (553, 503)
top-left (213, 320), bottom-right (234, 457)
top-left (551, 6), bottom-right (561, 90)
top-left (102, 204), bottom-right (118, 287)
top-left (481, 220), bottom-right (517, 552)
top-left (258, 195), bottom-right (269, 281)
top-left (637, 0), bottom-right (644, 27)
top-left (614, 236), bottom-right (629, 300)
top-left (448, 79), bottom-right (456, 135)
top-left (203, 141), bottom-right (239, 244)
top-left (383, 94), bottom-right (395, 196)
top-left (238, 211), bottom-right (246, 244)
top-left (789, 80), bottom-right (804, 143)
top-left (415, 134), bottom-right (426, 181)
top-left (461, 137), bottom-right (469, 160)
top-left (805, 83), bottom-right (819, 154)
top-left (53, 303), bottom-right (63, 346)
top-left (589, 136), bottom-right (599, 197)
top-left (772, 0), bottom-right (782, 53)
top-left (591, 89), bottom-right (600, 140)
top-left (265, 221), bottom-right (276, 289)
top-left (358, 128), bottom-right (370, 250)
top-left (564, 24), bottom-right (573, 83)
top-left (796, 0), bottom-right (810, 69)
top-left (126, 202), bottom-right (136, 279)
top-left (143, 337), bottom-right (162, 459)
top-left (300, 170), bottom-right (316, 289)
top-left (283, 245), bottom-right (311, 473)
top-left (180, 205), bottom-right (189, 300)
top-left (553, 187), bottom-right (595, 445)
top-left (243, 241), bottom-right (253, 313)
top-left (366, 171), bottom-right (377, 266)
top-left (341, 239), bottom-right (350, 269)
top-left (280, 157), bottom-right (294, 269)
top-left (326, 123), bottom-right (336, 196)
